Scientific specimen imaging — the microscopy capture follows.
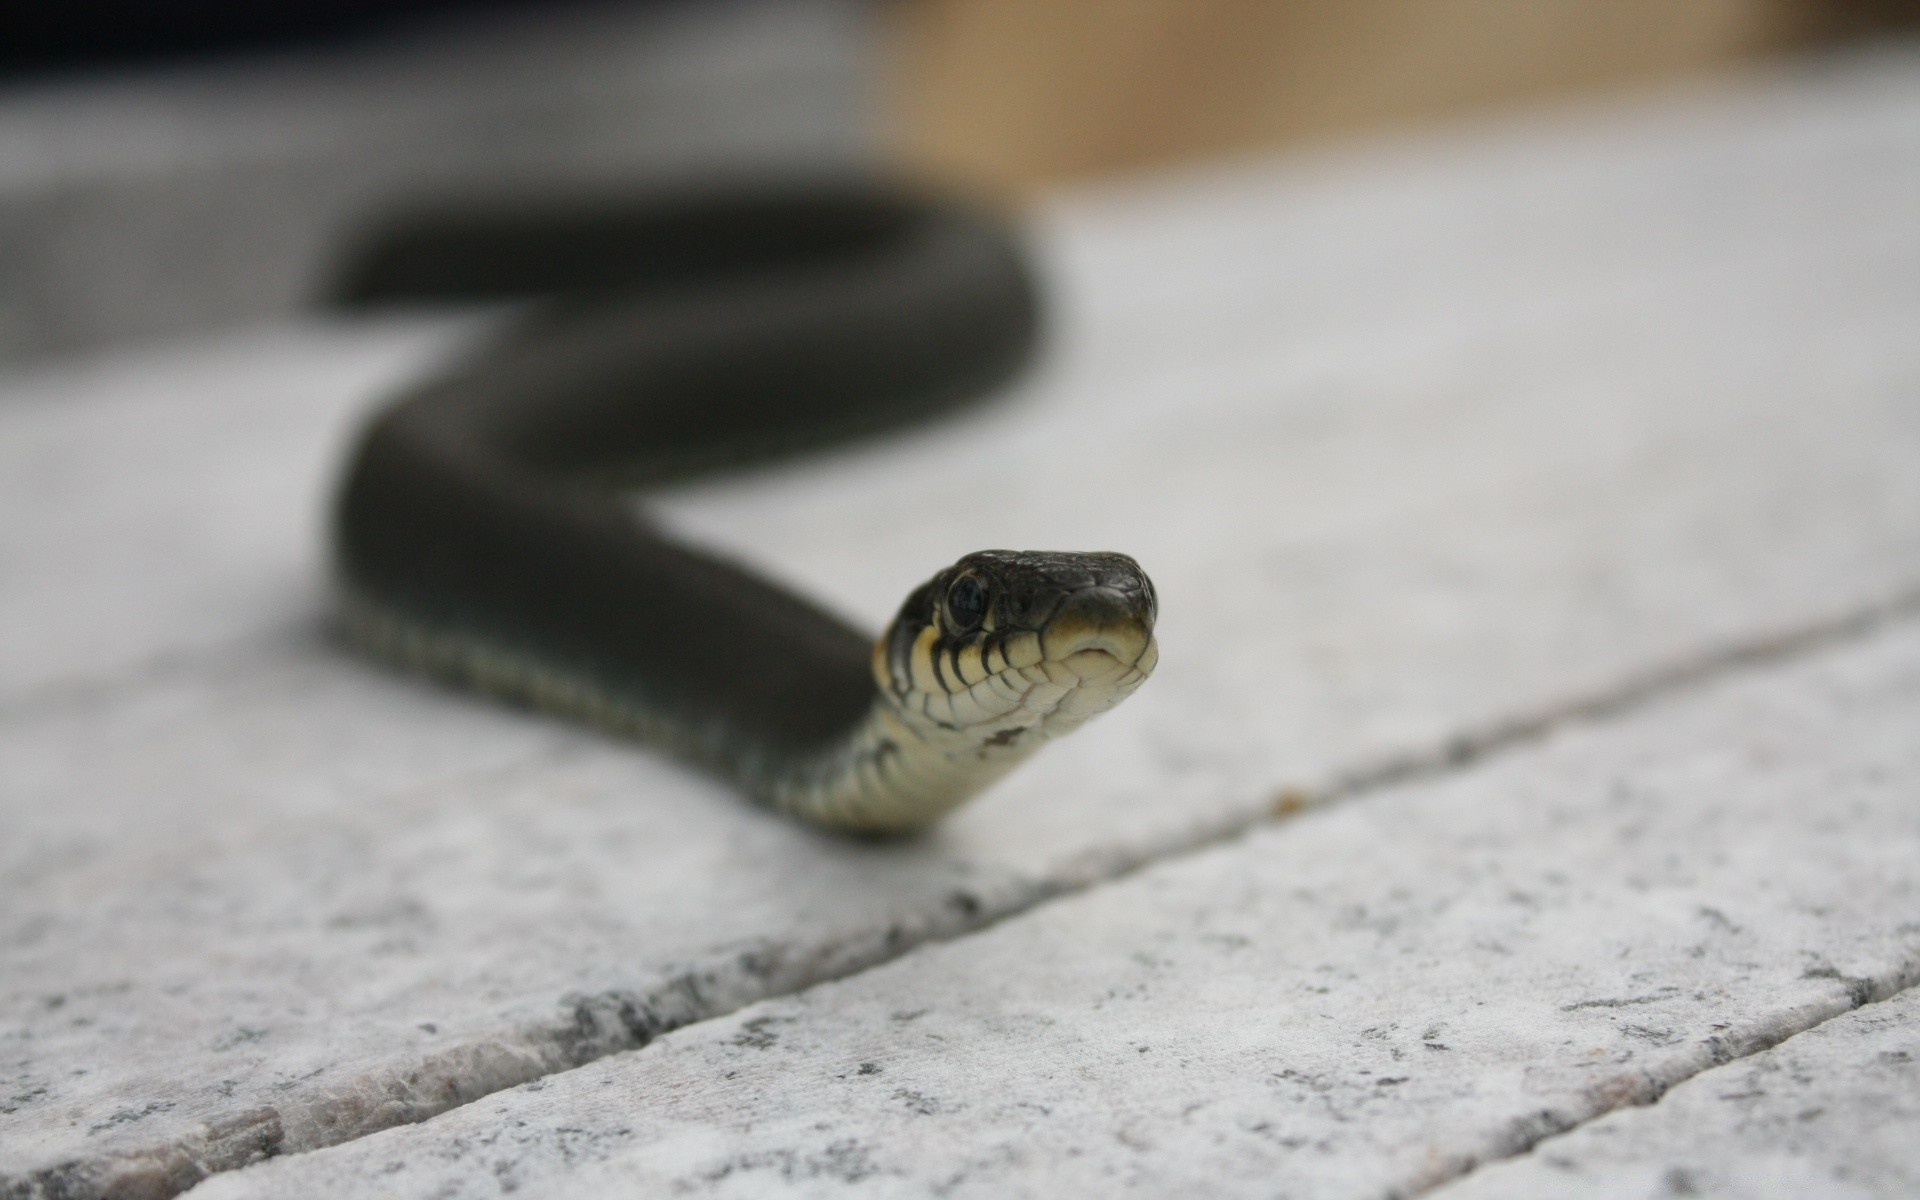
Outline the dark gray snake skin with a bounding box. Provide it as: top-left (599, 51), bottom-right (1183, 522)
top-left (330, 181), bottom-right (1157, 833)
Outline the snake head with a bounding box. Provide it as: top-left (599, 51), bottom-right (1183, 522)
top-left (875, 550), bottom-right (1158, 751)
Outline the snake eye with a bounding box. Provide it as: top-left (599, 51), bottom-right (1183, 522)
top-left (946, 574), bottom-right (988, 631)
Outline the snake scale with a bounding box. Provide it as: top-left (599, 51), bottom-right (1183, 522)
top-left (330, 181), bottom-right (1157, 834)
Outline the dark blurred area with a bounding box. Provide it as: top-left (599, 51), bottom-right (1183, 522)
top-left (0, 0), bottom-right (571, 77)
top-left (0, 0), bottom-right (874, 360)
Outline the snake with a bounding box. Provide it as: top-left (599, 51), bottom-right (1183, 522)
top-left (329, 181), bottom-right (1158, 834)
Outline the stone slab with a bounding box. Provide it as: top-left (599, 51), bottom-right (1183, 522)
top-left (6, 48), bottom-right (1920, 1197)
top-left (190, 589), bottom-right (1920, 1199)
top-left (1432, 985), bottom-right (1920, 1199)
top-left (0, 0), bottom-right (869, 360)
top-left (0, 318), bottom-right (464, 704)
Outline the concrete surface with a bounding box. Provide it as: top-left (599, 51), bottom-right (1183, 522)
top-left (1433, 985), bottom-right (1920, 1199)
top-left (190, 588), bottom-right (1920, 1200)
top-left (3, 44), bottom-right (1918, 1200)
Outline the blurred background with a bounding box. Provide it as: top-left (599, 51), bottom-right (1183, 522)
top-left (1, 0), bottom-right (1915, 361)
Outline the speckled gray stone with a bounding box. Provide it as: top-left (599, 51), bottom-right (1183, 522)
top-left (189, 603), bottom-right (1920, 1199)
top-left (5, 47), bottom-right (1920, 1200)
top-left (1430, 985), bottom-right (1920, 1199)
top-left (0, 0), bottom-right (870, 360)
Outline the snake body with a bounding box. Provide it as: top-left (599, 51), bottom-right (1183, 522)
top-left (331, 183), bottom-right (1157, 833)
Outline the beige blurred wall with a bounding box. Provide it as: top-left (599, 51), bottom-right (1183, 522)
top-left (884, 0), bottom-right (1913, 191)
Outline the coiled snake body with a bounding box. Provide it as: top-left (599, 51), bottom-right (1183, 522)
top-left (332, 183), bottom-right (1157, 834)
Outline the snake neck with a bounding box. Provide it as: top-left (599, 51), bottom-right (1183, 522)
top-left (757, 700), bottom-right (1031, 834)
top-left (761, 607), bottom-right (1157, 835)
top-left (340, 588), bottom-right (1025, 834)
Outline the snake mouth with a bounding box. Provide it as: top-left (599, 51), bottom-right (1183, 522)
top-left (1054, 637), bottom-right (1153, 685)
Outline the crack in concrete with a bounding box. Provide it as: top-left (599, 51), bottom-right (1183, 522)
top-left (1400, 963), bottom-right (1920, 1200)
top-left (8, 585), bottom-right (1920, 1200)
